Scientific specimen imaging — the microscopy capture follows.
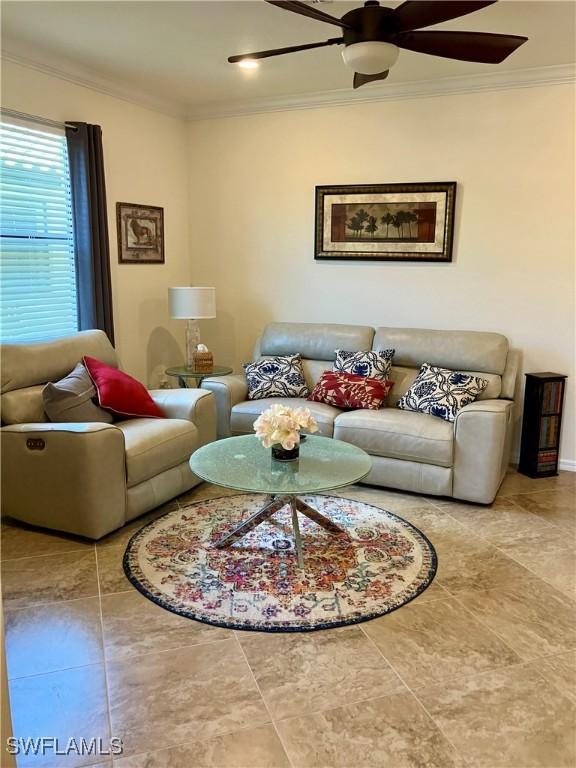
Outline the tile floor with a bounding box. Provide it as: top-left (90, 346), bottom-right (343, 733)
top-left (2, 471), bottom-right (575, 768)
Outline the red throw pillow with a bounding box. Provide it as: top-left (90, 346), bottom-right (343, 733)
top-left (308, 371), bottom-right (393, 410)
top-left (83, 356), bottom-right (164, 419)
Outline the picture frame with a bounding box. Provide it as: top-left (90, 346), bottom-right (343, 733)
top-left (314, 182), bottom-right (456, 262)
top-left (116, 202), bottom-right (164, 264)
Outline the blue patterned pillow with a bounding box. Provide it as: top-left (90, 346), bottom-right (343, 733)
top-left (397, 363), bottom-right (489, 422)
top-left (244, 355), bottom-right (309, 400)
top-left (333, 349), bottom-right (395, 381)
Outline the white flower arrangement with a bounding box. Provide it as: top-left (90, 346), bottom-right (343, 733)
top-left (253, 404), bottom-right (319, 450)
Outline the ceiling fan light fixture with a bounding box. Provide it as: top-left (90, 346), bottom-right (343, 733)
top-left (341, 41), bottom-right (399, 75)
top-left (238, 59), bottom-right (259, 69)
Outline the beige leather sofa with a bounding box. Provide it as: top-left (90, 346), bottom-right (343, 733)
top-left (202, 323), bottom-right (520, 504)
top-left (0, 331), bottom-right (216, 539)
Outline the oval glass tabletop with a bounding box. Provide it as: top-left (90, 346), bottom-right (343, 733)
top-left (190, 434), bottom-right (372, 495)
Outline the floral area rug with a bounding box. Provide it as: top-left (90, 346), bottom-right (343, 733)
top-left (123, 494), bottom-right (437, 632)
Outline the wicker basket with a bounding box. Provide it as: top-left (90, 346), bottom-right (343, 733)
top-left (192, 351), bottom-right (214, 373)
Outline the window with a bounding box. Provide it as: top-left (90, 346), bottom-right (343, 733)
top-left (0, 120), bottom-right (78, 342)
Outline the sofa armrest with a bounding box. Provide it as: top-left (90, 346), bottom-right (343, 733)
top-left (1, 422), bottom-right (120, 435)
top-left (1, 422), bottom-right (126, 539)
top-left (456, 399), bottom-right (512, 418)
top-left (200, 375), bottom-right (249, 438)
top-left (149, 389), bottom-right (216, 447)
top-left (453, 399), bottom-right (515, 504)
top-left (501, 348), bottom-right (521, 400)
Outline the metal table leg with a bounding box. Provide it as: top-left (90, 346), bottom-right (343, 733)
top-left (294, 497), bottom-right (346, 534)
top-left (214, 495), bottom-right (288, 548)
top-left (214, 493), bottom-right (348, 569)
top-left (290, 497), bottom-right (305, 569)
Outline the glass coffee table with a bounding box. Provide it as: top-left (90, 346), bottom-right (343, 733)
top-left (190, 434), bottom-right (371, 568)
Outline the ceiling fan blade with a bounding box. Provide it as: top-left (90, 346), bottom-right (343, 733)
top-left (353, 70), bottom-right (390, 89)
top-left (395, 30), bottom-right (528, 63)
top-left (265, 0), bottom-right (353, 30)
top-left (390, 1), bottom-right (497, 33)
top-left (228, 38), bottom-right (343, 63)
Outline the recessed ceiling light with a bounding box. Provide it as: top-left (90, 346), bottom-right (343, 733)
top-left (238, 59), bottom-right (259, 70)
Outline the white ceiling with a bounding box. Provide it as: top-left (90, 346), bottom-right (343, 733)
top-left (2, 1), bottom-right (575, 118)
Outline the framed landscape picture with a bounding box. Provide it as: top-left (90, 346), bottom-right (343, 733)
top-left (116, 202), bottom-right (164, 264)
top-left (315, 182), bottom-right (456, 262)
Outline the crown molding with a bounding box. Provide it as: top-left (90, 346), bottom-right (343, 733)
top-left (1, 50), bottom-right (188, 120)
top-left (3, 48), bottom-right (574, 124)
top-left (186, 63), bottom-right (576, 121)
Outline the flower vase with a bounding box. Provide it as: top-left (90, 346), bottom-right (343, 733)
top-left (271, 444), bottom-right (300, 462)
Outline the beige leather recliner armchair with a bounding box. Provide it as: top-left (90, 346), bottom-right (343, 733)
top-left (0, 330), bottom-right (216, 539)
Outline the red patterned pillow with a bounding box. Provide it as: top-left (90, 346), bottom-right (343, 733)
top-left (308, 371), bottom-right (393, 410)
top-left (83, 356), bottom-right (164, 419)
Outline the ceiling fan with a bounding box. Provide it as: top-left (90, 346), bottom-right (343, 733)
top-left (228, 1), bottom-right (528, 89)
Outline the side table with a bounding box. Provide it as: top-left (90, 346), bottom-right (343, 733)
top-left (165, 365), bottom-right (233, 388)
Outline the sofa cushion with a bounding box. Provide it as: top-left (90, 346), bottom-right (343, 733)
top-left (84, 356), bottom-right (165, 419)
top-left (43, 363), bottom-right (114, 424)
top-left (397, 364), bottom-right (489, 422)
top-left (373, 327), bottom-right (508, 375)
top-left (1, 385), bottom-right (48, 425)
top-left (334, 349), bottom-right (394, 380)
top-left (231, 398), bottom-right (342, 437)
top-left (1, 329), bottom-right (118, 395)
top-left (301, 359), bottom-right (331, 390)
top-left (334, 408), bottom-right (454, 468)
top-left (117, 418), bottom-right (198, 487)
top-left (388, 367), bottom-right (418, 401)
top-left (308, 372), bottom-right (393, 410)
top-left (244, 355), bottom-right (309, 400)
top-left (390, 365), bottom-right (501, 402)
top-left (259, 322), bottom-right (374, 361)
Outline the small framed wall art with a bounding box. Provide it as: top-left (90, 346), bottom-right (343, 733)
top-left (116, 202), bottom-right (165, 264)
top-left (315, 182), bottom-right (456, 262)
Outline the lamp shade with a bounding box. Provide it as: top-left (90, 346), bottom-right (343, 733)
top-left (341, 41), bottom-right (399, 75)
top-left (168, 287), bottom-right (216, 319)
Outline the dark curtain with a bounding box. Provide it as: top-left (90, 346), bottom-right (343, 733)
top-left (66, 122), bottom-right (115, 344)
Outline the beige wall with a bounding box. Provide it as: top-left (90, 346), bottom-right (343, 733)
top-left (1, 60), bottom-right (191, 386)
top-left (1, 60), bottom-right (574, 466)
top-left (188, 85), bottom-right (575, 466)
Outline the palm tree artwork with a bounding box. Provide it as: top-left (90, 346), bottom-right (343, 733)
top-left (343, 202), bottom-right (435, 243)
top-left (381, 212), bottom-right (394, 237)
top-left (365, 216), bottom-right (378, 238)
top-left (346, 213), bottom-right (363, 238)
top-left (317, 183), bottom-right (455, 262)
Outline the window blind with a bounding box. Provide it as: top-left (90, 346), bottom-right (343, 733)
top-left (0, 120), bottom-right (78, 342)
